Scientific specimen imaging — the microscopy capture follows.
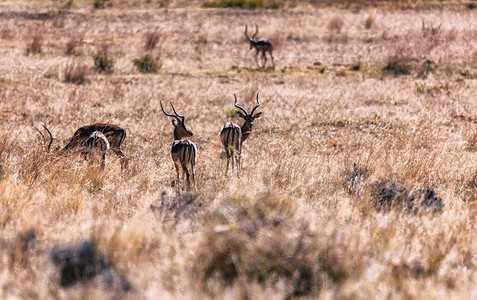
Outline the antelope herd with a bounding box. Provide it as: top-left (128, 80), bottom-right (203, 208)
top-left (35, 94), bottom-right (263, 191)
top-left (34, 24), bottom-right (270, 190)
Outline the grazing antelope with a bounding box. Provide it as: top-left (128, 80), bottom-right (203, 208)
top-left (244, 24), bottom-right (275, 69)
top-left (220, 93), bottom-right (262, 176)
top-left (160, 102), bottom-right (197, 191)
top-left (36, 123), bottom-right (128, 170)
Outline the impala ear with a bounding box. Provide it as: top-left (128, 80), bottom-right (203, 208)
top-left (237, 111), bottom-right (246, 118)
top-left (253, 112), bottom-right (262, 119)
top-left (172, 119), bottom-right (177, 126)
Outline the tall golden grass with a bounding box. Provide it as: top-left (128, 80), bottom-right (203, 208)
top-left (1, 1), bottom-right (477, 299)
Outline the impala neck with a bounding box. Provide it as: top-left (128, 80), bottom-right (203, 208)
top-left (173, 129), bottom-right (181, 141)
top-left (241, 122), bottom-right (253, 142)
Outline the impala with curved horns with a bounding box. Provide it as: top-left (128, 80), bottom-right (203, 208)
top-left (36, 123), bottom-right (129, 170)
top-left (161, 102), bottom-right (197, 190)
top-left (220, 93), bottom-right (262, 176)
top-left (245, 24), bottom-right (275, 69)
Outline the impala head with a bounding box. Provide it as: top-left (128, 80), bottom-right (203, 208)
top-left (234, 93), bottom-right (262, 126)
top-left (244, 24), bottom-right (259, 49)
top-left (160, 101), bottom-right (193, 140)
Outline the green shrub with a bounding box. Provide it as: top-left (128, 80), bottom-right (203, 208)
top-left (93, 0), bottom-right (105, 9)
top-left (133, 54), bottom-right (159, 73)
top-left (93, 55), bottom-right (113, 74)
top-left (224, 107), bottom-right (240, 117)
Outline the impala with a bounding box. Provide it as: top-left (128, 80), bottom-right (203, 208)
top-left (161, 102), bottom-right (197, 190)
top-left (36, 123), bottom-right (128, 170)
top-left (244, 24), bottom-right (275, 69)
top-left (220, 93), bottom-right (262, 176)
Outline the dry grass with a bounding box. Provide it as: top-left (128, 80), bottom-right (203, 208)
top-left (2, 1), bottom-right (477, 299)
top-left (65, 34), bottom-right (83, 56)
top-left (144, 30), bottom-right (163, 51)
top-left (25, 31), bottom-right (43, 55)
top-left (64, 60), bottom-right (87, 84)
top-left (365, 13), bottom-right (375, 29)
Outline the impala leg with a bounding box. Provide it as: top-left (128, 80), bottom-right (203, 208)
top-left (225, 157), bottom-right (230, 176)
top-left (174, 162), bottom-right (181, 190)
top-left (254, 49), bottom-right (259, 68)
top-left (191, 162), bottom-right (196, 190)
top-left (101, 153), bottom-right (106, 171)
top-left (231, 150), bottom-right (235, 175)
top-left (262, 51), bottom-right (267, 69)
top-left (237, 153), bottom-right (241, 177)
top-left (224, 148), bottom-right (231, 176)
top-left (269, 49), bottom-right (275, 68)
top-left (112, 148), bottom-right (128, 170)
top-left (182, 164), bottom-right (191, 191)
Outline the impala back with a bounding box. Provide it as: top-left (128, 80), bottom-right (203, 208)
top-left (171, 139), bottom-right (197, 166)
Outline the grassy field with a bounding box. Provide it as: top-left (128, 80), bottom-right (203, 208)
top-left (1, 0), bottom-right (477, 298)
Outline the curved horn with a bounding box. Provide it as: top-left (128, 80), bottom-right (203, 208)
top-left (170, 102), bottom-right (185, 121)
top-left (233, 94), bottom-right (248, 115)
top-left (244, 25), bottom-right (251, 41)
top-left (250, 93), bottom-right (261, 115)
top-left (42, 125), bottom-right (53, 152)
top-left (36, 124), bottom-right (53, 152)
top-left (161, 101), bottom-right (180, 121)
top-left (35, 127), bottom-right (44, 140)
top-left (252, 23), bottom-right (259, 40)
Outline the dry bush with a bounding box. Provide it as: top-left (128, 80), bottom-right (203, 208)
top-left (328, 16), bottom-right (344, 33)
top-left (64, 61), bottom-right (87, 84)
top-left (65, 35), bottom-right (83, 56)
top-left (383, 57), bottom-right (412, 75)
top-left (144, 30), bottom-right (163, 51)
top-left (150, 191), bottom-right (203, 221)
top-left (370, 179), bottom-right (443, 214)
top-left (325, 17), bottom-right (348, 43)
top-left (190, 192), bottom-right (363, 298)
top-left (0, 24), bottom-right (13, 40)
top-left (383, 45), bottom-right (418, 76)
top-left (421, 21), bottom-right (444, 51)
top-left (25, 31), bottom-right (43, 55)
top-left (51, 240), bottom-right (131, 291)
top-left (365, 13), bottom-right (375, 29)
top-left (342, 162), bottom-right (366, 193)
top-left (10, 228), bottom-right (36, 268)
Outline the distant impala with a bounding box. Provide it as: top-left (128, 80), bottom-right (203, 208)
top-left (161, 102), bottom-right (197, 190)
top-left (36, 123), bottom-right (128, 170)
top-left (245, 24), bottom-right (275, 69)
top-left (220, 93), bottom-right (262, 176)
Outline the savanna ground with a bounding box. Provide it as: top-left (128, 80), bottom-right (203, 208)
top-left (2, 0), bottom-right (477, 298)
